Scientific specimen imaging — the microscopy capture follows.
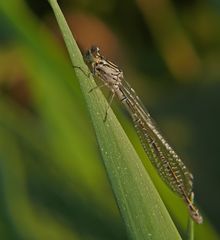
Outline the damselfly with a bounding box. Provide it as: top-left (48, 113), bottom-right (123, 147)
top-left (83, 46), bottom-right (203, 224)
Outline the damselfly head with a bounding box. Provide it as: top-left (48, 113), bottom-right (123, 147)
top-left (84, 46), bottom-right (101, 64)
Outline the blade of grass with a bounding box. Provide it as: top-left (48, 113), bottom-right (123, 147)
top-left (187, 218), bottom-right (194, 240)
top-left (48, 0), bottom-right (182, 239)
top-left (187, 194), bottom-right (194, 240)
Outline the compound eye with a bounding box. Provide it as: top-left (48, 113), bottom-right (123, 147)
top-left (91, 46), bottom-right (100, 55)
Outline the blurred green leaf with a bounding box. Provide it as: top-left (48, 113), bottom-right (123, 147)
top-left (0, 127), bottom-right (81, 240)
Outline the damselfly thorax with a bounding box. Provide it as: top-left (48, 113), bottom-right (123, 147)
top-left (84, 46), bottom-right (203, 224)
top-left (86, 48), bottom-right (124, 95)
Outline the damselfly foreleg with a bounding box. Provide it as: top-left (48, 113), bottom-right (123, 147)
top-left (72, 65), bottom-right (91, 78)
top-left (88, 83), bottom-right (107, 93)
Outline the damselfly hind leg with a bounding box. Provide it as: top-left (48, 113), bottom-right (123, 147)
top-left (103, 92), bottom-right (115, 122)
top-left (88, 83), bottom-right (115, 122)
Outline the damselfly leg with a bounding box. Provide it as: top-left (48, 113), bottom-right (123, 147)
top-left (88, 83), bottom-right (106, 93)
top-left (73, 65), bottom-right (91, 78)
top-left (73, 63), bottom-right (116, 121)
top-left (104, 91), bottom-right (115, 122)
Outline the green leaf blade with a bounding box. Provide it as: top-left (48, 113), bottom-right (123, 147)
top-left (48, 0), bottom-right (182, 239)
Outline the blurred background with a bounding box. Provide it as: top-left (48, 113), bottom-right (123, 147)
top-left (0, 0), bottom-right (220, 239)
